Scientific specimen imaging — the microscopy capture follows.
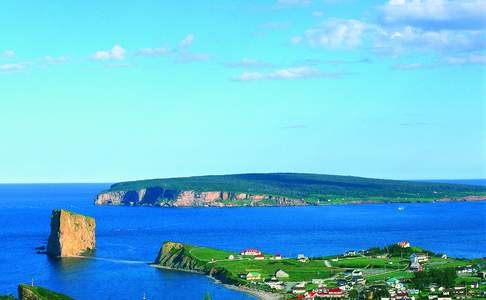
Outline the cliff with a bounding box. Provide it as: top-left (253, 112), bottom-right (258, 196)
top-left (95, 173), bottom-right (486, 207)
top-left (95, 188), bottom-right (305, 207)
top-left (17, 284), bottom-right (73, 300)
top-left (46, 209), bottom-right (96, 257)
top-left (154, 242), bottom-right (207, 272)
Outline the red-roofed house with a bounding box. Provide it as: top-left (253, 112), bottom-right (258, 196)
top-left (240, 249), bottom-right (262, 256)
top-left (397, 241), bottom-right (410, 248)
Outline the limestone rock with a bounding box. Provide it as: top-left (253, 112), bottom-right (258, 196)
top-left (46, 209), bottom-right (96, 257)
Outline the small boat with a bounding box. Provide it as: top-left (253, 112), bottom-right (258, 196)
top-left (398, 206), bottom-right (405, 211)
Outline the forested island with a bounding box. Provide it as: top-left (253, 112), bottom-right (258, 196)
top-left (95, 173), bottom-right (486, 207)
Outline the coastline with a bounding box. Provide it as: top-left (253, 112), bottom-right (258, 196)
top-left (149, 264), bottom-right (283, 300)
top-left (95, 197), bottom-right (486, 208)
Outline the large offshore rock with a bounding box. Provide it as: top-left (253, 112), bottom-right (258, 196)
top-left (46, 209), bottom-right (96, 257)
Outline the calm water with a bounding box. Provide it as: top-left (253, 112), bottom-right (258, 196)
top-left (0, 183), bottom-right (485, 299)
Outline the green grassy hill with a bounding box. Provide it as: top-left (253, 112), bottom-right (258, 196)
top-left (104, 173), bottom-right (486, 204)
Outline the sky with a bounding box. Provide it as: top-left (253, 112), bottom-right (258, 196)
top-left (0, 0), bottom-right (485, 183)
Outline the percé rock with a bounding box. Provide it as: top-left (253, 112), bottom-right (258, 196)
top-left (95, 188), bottom-right (305, 207)
top-left (17, 284), bottom-right (74, 300)
top-left (46, 209), bottom-right (96, 257)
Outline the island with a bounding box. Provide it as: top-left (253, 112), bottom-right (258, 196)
top-left (95, 173), bottom-right (486, 207)
top-left (152, 241), bottom-right (486, 299)
top-left (46, 209), bottom-right (96, 257)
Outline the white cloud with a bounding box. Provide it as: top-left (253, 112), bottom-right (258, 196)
top-left (303, 19), bottom-right (367, 49)
top-left (374, 26), bottom-right (485, 55)
top-left (0, 63), bottom-right (26, 72)
top-left (290, 36), bottom-right (302, 44)
top-left (232, 66), bottom-right (344, 81)
top-left (445, 54), bottom-right (486, 64)
top-left (44, 55), bottom-right (66, 64)
top-left (137, 47), bottom-right (171, 56)
top-left (224, 58), bottom-right (273, 68)
top-left (2, 50), bottom-right (15, 58)
top-left (175, 52), bottom-right (209, 63)
top-left (179, 34), bottom-right (194, 48)
top-left (392, 63), bottom-right (424, 70)
top-left (382, 0), bottom-right (486, 30)
top-left (312, 11), bottom-right (324, 17)
top-left (92, 44), bottom-right (126, 60)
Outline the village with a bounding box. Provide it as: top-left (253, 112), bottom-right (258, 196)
top-left (228, 242), bottom-right (486, 300)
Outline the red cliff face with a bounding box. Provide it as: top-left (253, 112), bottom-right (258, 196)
top-left (46, 209), bottom-right (96, 257)
top-left (95, 188), bottom-right (307, 207)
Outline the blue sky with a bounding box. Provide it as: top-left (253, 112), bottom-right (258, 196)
top-left (0, 0), bottom-right (485, 183)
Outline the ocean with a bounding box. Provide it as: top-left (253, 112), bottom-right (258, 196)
top-left (0, 181), bottom-right (485, 299)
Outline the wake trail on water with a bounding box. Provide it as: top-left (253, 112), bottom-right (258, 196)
top-left (71, 255), bottom-right (151, 264)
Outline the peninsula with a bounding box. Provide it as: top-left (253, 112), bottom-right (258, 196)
top-left (152, 241), bottom-right (486, 299)
top-left (95, 173), bottom-right (486, 207)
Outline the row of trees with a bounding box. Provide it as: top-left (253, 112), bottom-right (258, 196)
top-left (411, 268), bottom-right (457, 289)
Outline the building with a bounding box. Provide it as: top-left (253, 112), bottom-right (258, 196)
top-left (292, 282), bottom-right (306, 294)
top-left (254, 254), bottom-right (265, 260)
top-left (410, 253), bottom-right (428, 264)
top-left (409, 261), bottom-right (423, 272)
top-left (246, 272), bottom-right (261, 281)
top-left (397, 241), bottom-right (410, 248)
top-left (240, 249), bottom-right (262, 256)
top-left (344, 250), bottom-right (357, 257)
top-left (456, 265), bottom-right (474, 275)
top-left (274, 254), bottom-right (282, 260)
top-left (275, 269), bottom-right (289, 278)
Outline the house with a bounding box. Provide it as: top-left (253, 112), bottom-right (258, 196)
top-left (410, 253), bottom-right (428, 263)
top-left (275, 269), bottom-right (289, 278)
top-left (470, 282), bottom-right (479, 289)
top-left (328, 287), bottom-right (346, 298)
top-left (246, 272), bottom-right (261, 281)
top-left (292, 282), bottom-right (307, 294)
top-left (312, 279), bottom-right (325, 285)
top-left (351, 269), bottom-right (363, 277)
top-left (228, 254), bottom-right (235, 260)
top-left (274, 253), bottom-right (282, 260)
top-left (441, 254), bottom-right (448, 259)
top-left (254, 254), bottom-right (265, 260)
top-left (240, 248), bottom-right (262, 256)
top-left (456, 265), bottom-right (474, 275)
top-left (397, 241), bottom-right (410, 248)
top-left (298, 254), bottom-right (309, 263)
top-left (409, 261), bottom-right (423, 272)
top-left (344, 250), bottom-right (357, 257)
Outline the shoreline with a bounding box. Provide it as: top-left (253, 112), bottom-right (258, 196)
top-left (95, 197), bottom-right (486, 208)
top-left (149, 264), bottom-right (283, 300)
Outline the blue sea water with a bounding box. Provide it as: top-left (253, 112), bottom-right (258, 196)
top-left (0, 183), bottom-right (485, 300)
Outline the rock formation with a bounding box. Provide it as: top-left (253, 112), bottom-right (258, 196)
top-left (95, 188), bottom-right (306, 207)
top-left (46, 209), bottom-right (96, 257)
top-left (17, 284), bottom-right (73, 300)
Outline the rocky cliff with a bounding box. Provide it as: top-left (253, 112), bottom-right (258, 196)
top-left (17, 284), bottom-right (74, 300)
top-left (154, 242), bottom-right (207, 272)
top-left (46, 209), bottom-right (96, 257)
top-left (95, 188), bottom-right (306, 207)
